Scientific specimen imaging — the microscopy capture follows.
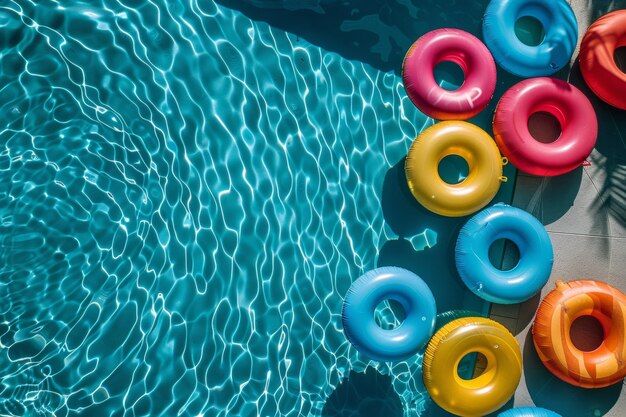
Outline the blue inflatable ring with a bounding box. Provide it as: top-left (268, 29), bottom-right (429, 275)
top-left (482, 0), bottom-right (578, 77)
top-left (341, 267), bottom-right (436, 361)
top-left (455, 204), bottom-right (553, 304)
top-left (498, 407), bottom-right (562, 417)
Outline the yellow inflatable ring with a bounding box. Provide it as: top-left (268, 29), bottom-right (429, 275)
top-left (423, 317), bottom-right (522, 417)
top-left (405, 121), bottom-right (506, 217)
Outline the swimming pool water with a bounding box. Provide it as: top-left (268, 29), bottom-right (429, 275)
top-left (0, 1), bottom-right (514, 416)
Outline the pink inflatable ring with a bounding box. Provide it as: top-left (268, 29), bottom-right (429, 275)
top-left (493, 78), bottom-right (597, 177)
top-left (402, 28), bottom-right (496, 120)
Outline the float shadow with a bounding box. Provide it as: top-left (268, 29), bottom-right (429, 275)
top-left (568, 57), bottom-right (626, 232)
top-left (321, 369), bottom-right (403, 417)
top-left (377, 157), bottom-right (487, 314)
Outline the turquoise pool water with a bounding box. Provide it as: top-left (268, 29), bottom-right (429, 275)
top-left (0, 1), bottom-right (516, 416)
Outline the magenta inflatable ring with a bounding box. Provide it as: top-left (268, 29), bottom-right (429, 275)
top-left (493, 77), bottom-right (598, 177)
top-left (402, 28), bottom-right (497, 120)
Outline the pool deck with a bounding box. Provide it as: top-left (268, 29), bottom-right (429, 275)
top-left (491, 161), bottom-right (626, 416)
top-left (486, 2), bottom-right (626, 415)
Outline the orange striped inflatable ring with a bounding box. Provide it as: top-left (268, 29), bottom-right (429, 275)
top-left (533, 280), bottom-right (626, 388)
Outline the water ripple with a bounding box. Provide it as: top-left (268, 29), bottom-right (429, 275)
top-left (0, 1), bottom-right (437, 416)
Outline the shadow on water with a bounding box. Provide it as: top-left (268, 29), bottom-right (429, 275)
top-left (378, 157), bottom-right (477, 313)
top-left (377, 156), bottom-right (517, 315)
top-left (321, 369), bottom-right (403, 417)
top-left (523, 331), bottom-right (622, 416)
top-left (374, 154), bottom-right (519, 416)
top-left (215, 0), bottom-right (528, 139)
top-left (216, 0), bottom-right (492, 74)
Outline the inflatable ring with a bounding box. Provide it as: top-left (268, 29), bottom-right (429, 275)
top-left (533, 280), bottom-right (626, 388)
top-left (455, 204), bottom-right (553, 304)
top-left (402, 28), bottom-right (496, 120)
top-left (341, 267), bottom-right (436, 362)
top-left (499, 407), bottom-right (562, 417)
top-left (423, 317), bottom-right (522, 417)
top-left (483, 0), bottom-right (578, 77)
top-left (405, 121), bottom-right (506, 217)
top-left (579, 10), bottom-right (626, 110)
top-left (493, 77), bottom-right (597, 176)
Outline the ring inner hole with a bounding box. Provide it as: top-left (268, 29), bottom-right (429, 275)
top-left (433, 60), bottom-right (465, 91)
top-left (457, 351), bottom-right (489, 380)
top-left (614, 46), bottom-right (626, 74)
top-left (438, 154), bottom-right (469, 185)
top-left (570, 315), bottom-right (605, 352)
top-left (515, 16), bottom-right (545, 46)
top-left (489, 238), bottom-right (520, 271)
top-left (528, 111), bottom-right (561, 144)
top-left (374, 299), bottom-right (406, 330)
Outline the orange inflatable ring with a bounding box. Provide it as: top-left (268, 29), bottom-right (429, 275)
top-left (579, 10), bottom-right (626, 110)
top-left (533, 280), bottom-right (626, 388)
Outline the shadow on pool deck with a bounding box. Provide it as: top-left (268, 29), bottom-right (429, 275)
top-left (568, 56), bottom-right (626, 233)
top-left (510, 165), bottom-right (584, 234)
top-left (522, 331), bottom-right (623, 416)
top-left (584, 0), bottom-right (626, 21)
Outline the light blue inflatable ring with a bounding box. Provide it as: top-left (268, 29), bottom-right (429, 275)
top-left (482, 0), bottom-right (578, 77)
top-left (498, 407), bottom-right (562, 417)
top-left (341, 267), bottom-right (436, 361)
top-left (455, 204), bottom-right (553, 304)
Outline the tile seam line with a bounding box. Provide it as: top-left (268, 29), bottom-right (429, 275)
top-left (547, 231), bottom-right (626, 239)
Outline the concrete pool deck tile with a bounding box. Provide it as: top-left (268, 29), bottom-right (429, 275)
top-left (513, 294), bottom-right (542, 335)
top-left (608, 238), bottom-right (626, 288)
top-left (608, 215), bottom-right (626, 239)
top-left (585, 150), bottom-right (608, 185)
top-left (509, 174), bottom-right (543, 219)
top-left (582, 157), bottom-right (626, 239)
top-left (542, 169), bottom-right (588, 229)
top-left (509, 157), bottom-right (626, 238)
top-left (548, 233), bottom-right (611, 282)
top-left (515, 315), bottom-right (533, 336)
top-left (490, 315), bottom-right (518, 335)
top-left (490, 302), bottom-right (520, 319)
top-left (542, 169), bottom-right (611, 237)
top-left (591, 163), bottom-right (626, 239)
